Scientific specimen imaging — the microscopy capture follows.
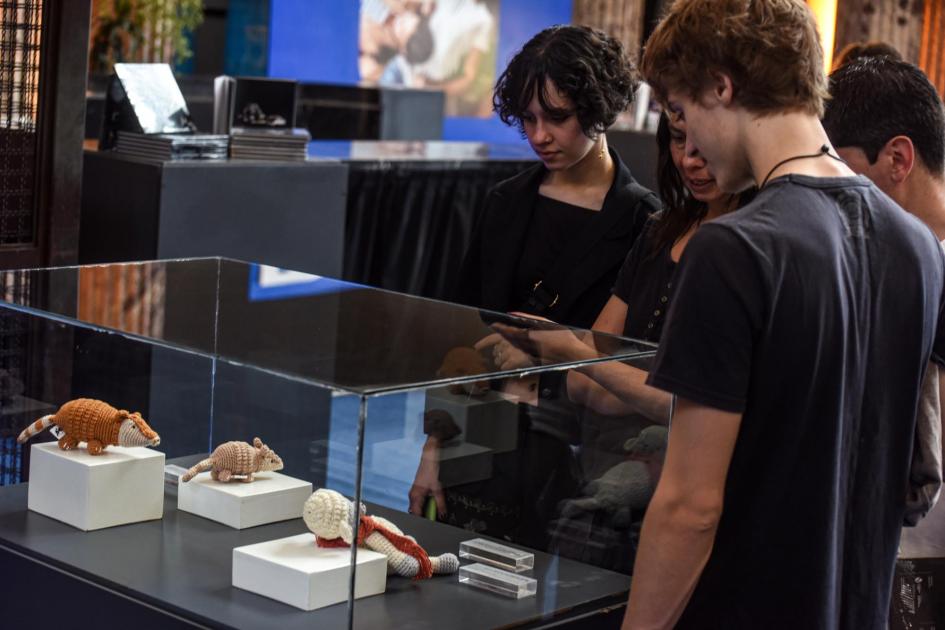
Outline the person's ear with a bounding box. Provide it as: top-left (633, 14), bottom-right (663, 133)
top-left (881, 136), bottom-right (916, 184)
top-left (707, 71), bottom-right (735, 107)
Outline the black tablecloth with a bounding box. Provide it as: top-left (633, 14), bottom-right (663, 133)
top-left (342, 159), bottom-right (534, 299)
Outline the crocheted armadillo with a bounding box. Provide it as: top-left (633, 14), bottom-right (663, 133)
top-left (303, 488), bottom-right (459, 580)
top-left (180, 438), bottom-right (283, 483)
top-left (16, 398), bottom-right (160, 455)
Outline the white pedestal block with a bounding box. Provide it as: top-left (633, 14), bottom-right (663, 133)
top-left (27, 442), bottom-right (164, 531)
top-left (233, 533), bottom-right (387, 611)
top-left (177, 471), bottom-right (312, 529)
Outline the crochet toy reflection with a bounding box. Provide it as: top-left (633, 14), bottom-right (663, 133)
top-left (16, 398), bottom-right (161, 455)
top-left (303, 488), bottom-right (459, 580)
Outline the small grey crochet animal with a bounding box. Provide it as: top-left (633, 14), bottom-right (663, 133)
top-left (181, 437), bottom-right (284, 483)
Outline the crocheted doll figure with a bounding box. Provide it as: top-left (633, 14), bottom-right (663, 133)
top-left (302, 488), bottom-right (459, 580)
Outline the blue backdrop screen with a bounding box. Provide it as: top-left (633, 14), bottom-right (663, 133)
top-left (268, 0), bottom-right (572, 143)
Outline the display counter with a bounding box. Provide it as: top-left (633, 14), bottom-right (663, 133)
top-left (0, 257), bottom-right (667, 629)
top-left (79, 151), bottom-right (348, 277)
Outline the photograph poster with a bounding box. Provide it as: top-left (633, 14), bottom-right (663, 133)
top-left (359, 0), bottom-right (500, 117)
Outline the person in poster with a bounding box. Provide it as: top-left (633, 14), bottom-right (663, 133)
top-left (359, 0), bottom-right (499, 118)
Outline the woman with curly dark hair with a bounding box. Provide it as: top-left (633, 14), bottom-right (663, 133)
top-left (454, 25), bottom-right (658, 333)
top-left (409, 26), bottom-right (657, 552)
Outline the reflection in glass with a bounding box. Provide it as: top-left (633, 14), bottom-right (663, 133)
top-left (77, 264), bottom-right (167, 338)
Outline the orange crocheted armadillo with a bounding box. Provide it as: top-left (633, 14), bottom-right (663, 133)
top-left (16, 398), bottom-right (161, 455)
top-left (180, 438), bottom-right (283, 483)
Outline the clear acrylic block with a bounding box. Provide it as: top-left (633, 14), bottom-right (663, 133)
top-left (459, 538), bottom-right (535, 572)
top-left (458, 563), bottom-right (537, 599)
top-left (164, 464), bottom-right (189, 486)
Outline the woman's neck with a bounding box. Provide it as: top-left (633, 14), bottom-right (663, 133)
top-left (545, 135), bottom-right (614, 190)
top-left (704, 193), bottom-right (738, 221)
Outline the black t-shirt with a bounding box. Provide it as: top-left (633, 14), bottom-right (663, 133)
top-left (511, 194), bottom-right (597, 313)
top-left (612, 218), bottom-right (676, 342)
top-left (648, 175), bottom-right (945, 629)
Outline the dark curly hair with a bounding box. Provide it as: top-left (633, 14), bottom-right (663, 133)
top-left (493, 25), bottom-right (639, 138)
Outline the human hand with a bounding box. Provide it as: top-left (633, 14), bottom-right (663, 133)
top-left (408, 437), bottom-right (446, 518)
top-left (491, 322), bottom-right (598, 365)
top-left (474, 332), bottom-right (535, 370)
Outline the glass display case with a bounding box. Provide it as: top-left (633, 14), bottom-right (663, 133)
top-left (0, 258), bottom-right (669, 629)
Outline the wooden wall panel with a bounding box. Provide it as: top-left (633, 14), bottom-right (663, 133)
top-left (572, 0), bottom-right (647, 60)
top-left (834, 0), bottom-right (925, 63)
top-left (833, 0), bottom-right (945, 95)
top-left (920, 0), bottom-right (945, 94)
top-left (77, 265), bottom-right (166, 338)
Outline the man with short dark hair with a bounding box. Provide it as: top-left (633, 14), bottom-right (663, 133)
top-left (824, 56), bottom-right (945, 239)
top-left (824, 55), bottom-right (945, 554)
top-left (622, 1), bottom-right (945, 628)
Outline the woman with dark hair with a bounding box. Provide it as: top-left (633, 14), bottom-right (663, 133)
top-left (408, 26), bottom-right (656, 547)
top-left (455, 24), bottom-right (658, 332)
top-left (532, 112), bottom-right (751, 422)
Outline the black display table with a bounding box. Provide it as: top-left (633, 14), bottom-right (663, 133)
top-left (79, 151), bottom-right (348, 278)
top-left (0, 476), bottom-right (631, 629)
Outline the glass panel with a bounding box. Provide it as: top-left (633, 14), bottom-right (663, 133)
top-left (0, 258), bottom-right (655, 395)
top-left (0, 302), bottom-right (213, 486)
top-left (0, 258), bottom-right (663, 628)
top-left (353, 352), bottom-right (671, 626)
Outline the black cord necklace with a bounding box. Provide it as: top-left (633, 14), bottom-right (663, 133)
top-left (760, 144), bottom-right (847, 188)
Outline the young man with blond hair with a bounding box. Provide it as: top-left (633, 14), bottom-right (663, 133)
top-left (622, 1), bottom-right (945, 628)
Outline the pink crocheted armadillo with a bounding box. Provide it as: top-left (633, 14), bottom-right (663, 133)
top-left (180, 438), bottom-right (283, 483)
top-left (303, 488), bottom-right (459, 580)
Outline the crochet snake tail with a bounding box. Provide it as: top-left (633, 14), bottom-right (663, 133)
top-left (17, 415), bottom-right (55, 444)
top-left (180, 458), bottom-right (214, 482)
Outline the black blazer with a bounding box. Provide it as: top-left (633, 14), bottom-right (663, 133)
top-left (455, 150), bottom-right (659, 329)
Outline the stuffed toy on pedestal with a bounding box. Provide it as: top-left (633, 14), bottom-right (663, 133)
top-left (180, 438), bottom-right (283, 483)
top-left (302, 488), bottom-right (459, 580)
top-left (16, 398), bottom-right (161, 455)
